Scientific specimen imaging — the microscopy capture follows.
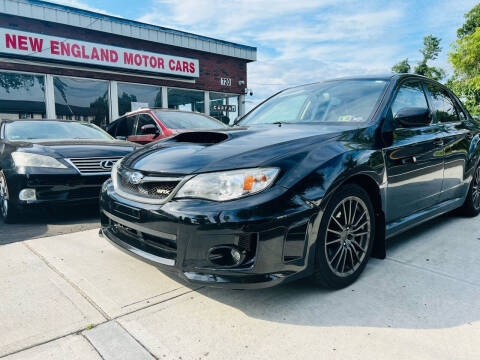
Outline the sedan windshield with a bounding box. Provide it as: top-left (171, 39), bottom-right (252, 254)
top-left (154, 111), bottom-right (228, 129)
top-left (239, 79), bottom-right (388, 125)
top-left (4, 121), bottom-right (113, 141)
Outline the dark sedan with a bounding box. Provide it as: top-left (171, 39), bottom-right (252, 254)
top-left (0, 119), bottom-right (135, 223)
top-left (99, 74), bottom-right (480, 289)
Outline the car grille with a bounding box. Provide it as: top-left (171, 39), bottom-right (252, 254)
top-left (68, 156), bottom-right (123, 174)
top-left (116, 169), bottom-right (183, 202)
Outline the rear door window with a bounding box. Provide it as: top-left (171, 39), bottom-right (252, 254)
top-left (425, 83), bottom-right (459, 123)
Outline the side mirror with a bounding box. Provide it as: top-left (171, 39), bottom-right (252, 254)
top-left (141, 124), bottom-right (159, 135)
top-left (473, 115), bottom-right (479, 121)
top-left (394, 107), bottom-right (431, 128)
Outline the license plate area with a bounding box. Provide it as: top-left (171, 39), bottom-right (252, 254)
top-left (113, 202), bottom-right (140, 220)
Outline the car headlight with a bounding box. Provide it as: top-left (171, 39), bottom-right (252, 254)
top-left (111, 158), bottom-right (123, 190)
top-left (175, 167), bottom-right (279, 201)
top-left (12, 152), bottom-right (67, 169)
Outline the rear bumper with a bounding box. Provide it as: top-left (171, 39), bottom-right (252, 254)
top-left (100, 179), bottom-right (319, 289)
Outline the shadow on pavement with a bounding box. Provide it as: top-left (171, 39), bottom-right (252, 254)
top-left (0, 203), bottom-right (100, 245)
top-left (164, 212), bottom-right (480, 330)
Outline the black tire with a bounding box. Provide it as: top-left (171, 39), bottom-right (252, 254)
top-left (312, 183), bottom-right (375, 289)
top-left (0, 173), bottom-right (20, 224)
top-left (460, 165), bottom-right (480, 217)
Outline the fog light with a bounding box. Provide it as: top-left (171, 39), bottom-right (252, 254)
top-left (230, 248), bottom-right (242, 264)
top-left (19, 188), bottom-right (36, 201)
top-left (208, 246), bottom-right (246, 267)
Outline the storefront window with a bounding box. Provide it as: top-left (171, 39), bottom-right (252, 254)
top-left (167, 88), bottom-right (204, 113)
top-left (209, 92), bottom-right (239, 125)
top-left (0, 72), bottom-right (46, 119)
top-left (54, 76), bottom-right (109, 128)
top-left (118, 82), bottom-right (162, 116)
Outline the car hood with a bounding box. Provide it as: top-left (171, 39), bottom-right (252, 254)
top-left (11, 139), bottom-right (137, 158)
top-left (123, 124), bottom-right (348, 174)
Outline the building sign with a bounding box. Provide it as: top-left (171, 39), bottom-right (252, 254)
top-left (212, 104), bottom-right (236, 112)
top-left (220, 77), bottom-right (232, 86)
top-left (0, 28), bottom-right (199, 78)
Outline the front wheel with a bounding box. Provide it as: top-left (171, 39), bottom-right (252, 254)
top-left (312, 183), bottom-right (375, 289)
top-left (0, 173), bottom-right (19, 224)
top-left (460, 165), bottom-right (480, 217)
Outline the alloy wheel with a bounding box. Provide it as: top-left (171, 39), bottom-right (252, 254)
top-left (473, 167), bottom-right (480, 210)
top-left (324, 196), bottom-right (371, 277)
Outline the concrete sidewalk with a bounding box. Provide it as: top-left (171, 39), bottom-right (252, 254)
top-left (1, 213), bottom-right (479, 359)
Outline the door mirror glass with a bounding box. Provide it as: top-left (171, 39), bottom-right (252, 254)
top-left (140, 124), bottom-right (158, 135)
top-left (394, 107), bottom-right (431, 128)
top-left (116, 136), bottom-right (127, 140)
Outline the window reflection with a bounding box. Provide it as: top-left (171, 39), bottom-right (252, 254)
top-left (210, 92), bottom-right (238, 125)
top-left (0, 72), bottom-right (46, 119)
top-left (54, 76), bottom-right (109, 128)
top-left (167, 88), bottom-right (204, 113)
top-left (118, 82), bottom-right (162, 116)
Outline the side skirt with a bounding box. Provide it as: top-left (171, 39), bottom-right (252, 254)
top-left (385, 197), bottom-right (465, 239)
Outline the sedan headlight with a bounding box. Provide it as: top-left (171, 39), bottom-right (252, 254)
top-left (12, 152), bottom-right (67, 169)
top-left (175, 168), bottom-right (279, 201)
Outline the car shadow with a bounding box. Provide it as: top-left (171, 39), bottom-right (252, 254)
top-left (0, 203), bottom-right (100, 245)
top-left (162, 211), bottom-right (480, 330)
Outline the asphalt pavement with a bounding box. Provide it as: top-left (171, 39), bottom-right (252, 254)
top-left (0, 211), bottom-right (479, 359)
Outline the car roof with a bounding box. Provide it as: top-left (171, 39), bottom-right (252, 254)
top-left (0, 119), bottom-right (90, 125)
top-left (124, 108), bottom-right (213, 116)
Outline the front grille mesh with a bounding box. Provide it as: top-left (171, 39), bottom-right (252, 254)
top-left (118, 171), bottom-right (181, 200)
top-left (69, 156), bottom-right (123, 174)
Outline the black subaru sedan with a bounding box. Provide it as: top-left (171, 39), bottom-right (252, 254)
top-left (100, 74), bottom-right (480, 289)
top-left (0, 119), bottom-right (135, 223)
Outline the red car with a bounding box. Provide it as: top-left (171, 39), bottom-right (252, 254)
top-left (106, 108), bottom-right (228, 144)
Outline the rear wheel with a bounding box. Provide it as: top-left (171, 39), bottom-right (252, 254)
top-left (0, 173), bottom-right (19, 224)
top-left (460, 165), bottom-right (480, 217)
top-left (312, 183), bottom-right (375, 289)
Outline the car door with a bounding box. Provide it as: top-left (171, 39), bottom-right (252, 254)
top-left (425, 82), bottom-right (472, 201)
top-left (383, 80), bottom-right (445, 223)
top-left (127, 113), bottom-right (163, 144)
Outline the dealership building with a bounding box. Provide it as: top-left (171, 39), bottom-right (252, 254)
top-left (0, 0), bottom-right (257, 127)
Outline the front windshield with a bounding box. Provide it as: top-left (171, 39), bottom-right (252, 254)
top-left (154, 111), bottom-right (228, 129)
top-left (239, 79), bottom-right (388, 125)
top-left (4, 121), bottom-right (113, 141)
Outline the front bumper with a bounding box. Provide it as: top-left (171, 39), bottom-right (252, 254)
top-left (100, 179), bottom-right (319, 289)
top-left (4, 168), bottom-right (110, 209)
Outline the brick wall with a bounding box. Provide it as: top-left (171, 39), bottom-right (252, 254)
top-left (0, 14), bottom-right (249, 94)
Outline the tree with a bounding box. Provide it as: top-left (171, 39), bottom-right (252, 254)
top-left (391, 58), bottom-right (410, 73)
top-left (391, 35), bottom-right (445, 81)
top-left (448, 4), bottom-right (480, 115)
top-left (457, 3), bottom-right (480, 38)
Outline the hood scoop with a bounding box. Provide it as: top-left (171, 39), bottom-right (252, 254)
top-left (171, 131), bottom-right (229, 144)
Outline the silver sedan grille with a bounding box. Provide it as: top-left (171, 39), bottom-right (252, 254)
top-left (68, 156), bottom-right (123, 174)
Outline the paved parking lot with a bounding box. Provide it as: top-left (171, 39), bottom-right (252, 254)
top-left (0, 212), bottom-right (479, 359)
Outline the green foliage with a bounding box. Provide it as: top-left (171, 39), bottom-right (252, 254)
top-left (457, 3), bottom-right (480, 38)
top-left (448, 4), bottom-right (480, 115)
top-left (392, 58), bottom-right (410, 73)
top-left (391, 35), bottom-right (445, 81)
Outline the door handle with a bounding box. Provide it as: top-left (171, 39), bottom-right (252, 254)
top-left (401, 156), bottom-right (417, 165)
top-left (433, 138), bottom-right (444, 147)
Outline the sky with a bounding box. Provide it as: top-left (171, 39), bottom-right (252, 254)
top-left (48, 0), bottom-right (479, 107)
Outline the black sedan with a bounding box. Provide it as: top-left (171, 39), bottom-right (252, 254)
top-left (0, 119), bottom-right (135, 223)
top-left (100, 74), bottom-right (480, 289)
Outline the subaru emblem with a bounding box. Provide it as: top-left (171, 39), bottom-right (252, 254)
top-left (128, 172), bottom-right (144, 185)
